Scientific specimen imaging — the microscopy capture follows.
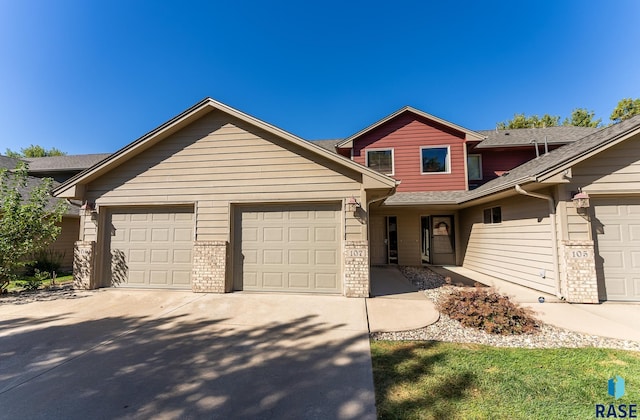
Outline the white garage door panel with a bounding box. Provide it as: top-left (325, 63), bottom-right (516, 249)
top-left (235, 204), bottom-right (342, 294)
top-left (110, 207), bottom-right (194, 289)
top-left (594, 198), bottom-right (640, 301)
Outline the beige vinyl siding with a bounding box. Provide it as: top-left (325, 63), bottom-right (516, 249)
top-left (80, 212), bottom-right (97, 242)
top-left (49, 216), bottom-right (80, 272)
top-left (85, 111), bottom-right (365, 241)
top-left (570, 133), bottom-right (640, 194)
top-left (460, 194), bottom-right (556, 294)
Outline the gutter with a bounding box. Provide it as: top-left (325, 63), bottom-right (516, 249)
top-left (515, 185), bottom-right (564, 300)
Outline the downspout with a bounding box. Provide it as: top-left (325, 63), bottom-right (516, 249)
top-left (515, 184), bottom-right (563, 299)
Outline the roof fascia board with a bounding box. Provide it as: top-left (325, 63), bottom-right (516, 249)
top-left (336, 106), bottom-right (485, 148)
top-left (54, 98), bottom-right (395, 198)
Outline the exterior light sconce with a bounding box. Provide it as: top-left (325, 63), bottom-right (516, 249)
top-left (81, 202), bottom-right (98, 223)
top-left (346, 196), bottom-right (361, 213)
top-left (572, 191), bottom-right (590, 209)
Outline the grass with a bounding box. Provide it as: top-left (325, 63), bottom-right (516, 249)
top-left (371, 340), bottom-right (640, 419)
top-left (4, 274), bottom-right (73, 292)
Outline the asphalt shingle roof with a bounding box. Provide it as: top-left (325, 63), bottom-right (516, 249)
top-left (464, 115), bottom-right (640, 200)
top-left (0, 155), bottom-right (24, 169)
top-left (309, 139), bottom-right (342, 152)
top-left (384, 191), bottom-right (469, 205)
top-left (25, 153), bottom-right (112, 171)
top-left (475, 126), bottom-right (600, 149)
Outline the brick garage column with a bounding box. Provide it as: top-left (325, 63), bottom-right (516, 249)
top-left (192, 241), bottom-right (228, 293)
top-left (344, 241), bottom-right (369, 298)
top-left (562, 240), bottom-right (599, 303)
top-left (73, 241), bottom-right (96, 289)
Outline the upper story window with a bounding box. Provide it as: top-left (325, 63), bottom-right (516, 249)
top-left (467, 154), bottom-right (482, 180)
top-left (366, 148), bottom-right (394, 175)
top-left (421, 146), bottom-right (450, 174)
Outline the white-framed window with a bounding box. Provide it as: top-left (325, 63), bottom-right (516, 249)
top-left (483, 206), bottom-right (502, 224)
top-left (366, 148), bottom-right (394, 175)
top-left (420, 146), bottom-right (450, 174)
top-left (467, 154), bottom-right (482, 180)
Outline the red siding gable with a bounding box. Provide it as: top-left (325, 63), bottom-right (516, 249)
top-left (352, 112), bottom-right (467, 192)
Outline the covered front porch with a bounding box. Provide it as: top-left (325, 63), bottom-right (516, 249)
top-left (368, 199), bottom-right (463, 267)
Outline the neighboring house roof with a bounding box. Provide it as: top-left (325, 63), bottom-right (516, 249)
top-left (384, 116), bottom-right (640, 206)
top-left (54, 98), bottom-right (398, 198)
top-left (336, 106), bottom-right (486, 148)
top-left (310, 139), bottom-right (342, 152)
top-left (474, 126), bottom-right (600, 149)
top-left (0, 155), bottom-right (24, 169)
top-left (0, 171), bottom-right (80, 216)
top-left (25, 154), bottom-right (112, 172)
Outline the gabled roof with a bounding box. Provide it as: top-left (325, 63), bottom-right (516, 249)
top-left (384, 115), bottom-right (640, 206)
top-left (25, 154), bottom-right (112, 172)
top-left (54, 98), bottom-right (397, 198)
top-left (474, 126), bottom-right (600, 149)
top-left (336, 106), bottom-right (486, 148)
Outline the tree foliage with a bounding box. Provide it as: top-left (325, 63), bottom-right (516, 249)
top-left (5, 144), bottom-right (67, 158)
top-left (562, 108), bottom-right (601, 127)
top-left (496, 113), bottom-right (561, 129)
top-left (0, 163), bottom-right (67, 291)
top-left (610, 98), bottom-right (640, 124)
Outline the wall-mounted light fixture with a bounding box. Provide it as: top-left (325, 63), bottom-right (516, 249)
top-left (572, 191), bottom-right (590, 209)
top-left (346, 196), bottom-right (361, 213)
top-left (80, 202), bottom-right (98, 222)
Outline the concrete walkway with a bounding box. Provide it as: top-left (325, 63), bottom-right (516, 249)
top-left (0, 290), bottom-right (376, 420)
top-left (435, 266), bottom-right (640, 342)
top-left (366, 266), bottom-right (439, 333)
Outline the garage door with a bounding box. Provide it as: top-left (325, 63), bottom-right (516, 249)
top-left (234, 203), bottom-right (341, 294)
top-left (594, 198), bottom-right (640, 301)
top-left (110, 206), bottom-right (194, 289)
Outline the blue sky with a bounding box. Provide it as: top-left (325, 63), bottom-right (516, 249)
top-left (1, 1), bottom-right (639, 154)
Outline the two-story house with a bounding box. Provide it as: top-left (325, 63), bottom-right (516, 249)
top-left (51, 98), bottom-right (640, 303)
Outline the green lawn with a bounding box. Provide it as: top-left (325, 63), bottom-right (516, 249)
top-left (371, 340), bottom-right (640, 419)
top-left (5, 274), bottom-right (73, 292)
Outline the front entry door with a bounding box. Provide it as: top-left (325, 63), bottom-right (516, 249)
top-left (385, 216), bottom-right (398, 264)
top-left (431, 215), bottom-right (455, 265)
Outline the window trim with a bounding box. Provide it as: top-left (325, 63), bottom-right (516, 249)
top-left (483, 206), bottom-right (502, 224)
top-left (365, 148), bottom-right (394, 176)
top-left (420, 145), bottom-right (451, 175)
top-left (467, 154), bottom-right (483, 181)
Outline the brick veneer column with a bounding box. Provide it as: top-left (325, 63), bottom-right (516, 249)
top-left (344, 241), bottom-right (369, 298)
top-left (562, 240), bottom-right (599, 303)
top-left (73, 241), bottom-right (96, 289)
top-left (192, 241), bottom-right (228, 293)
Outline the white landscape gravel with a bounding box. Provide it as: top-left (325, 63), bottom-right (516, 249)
top-left (370, 266), bottom-right (640, 351)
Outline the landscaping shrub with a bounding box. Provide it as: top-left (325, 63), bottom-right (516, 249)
top-left (20, 269), bottom-right (50, 291)
top-left (26, 248), bottom-right (65, 277)
top-left (439, 287), bottom-right (540, 335)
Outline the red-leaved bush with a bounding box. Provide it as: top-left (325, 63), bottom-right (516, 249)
top-left (439, 287), bottom-right (541, 335)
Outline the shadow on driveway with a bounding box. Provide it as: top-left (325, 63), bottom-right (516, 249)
top-left (0, 294), bottom-right (375, 419)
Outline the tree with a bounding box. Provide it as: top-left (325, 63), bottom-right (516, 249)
top-left (563, 108), bottom-right (602, 127)
top-left (496, 113), bottom-right (561, 129)
top-left (5, 145), bottom-right (67, 158)
top-left (0, 163), bottom-right (67, 292)
top-left (610, 98), bottom-right (640, 124)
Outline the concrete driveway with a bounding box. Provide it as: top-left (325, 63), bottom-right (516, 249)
top-left (0, 289), bottom-right (375, 419)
